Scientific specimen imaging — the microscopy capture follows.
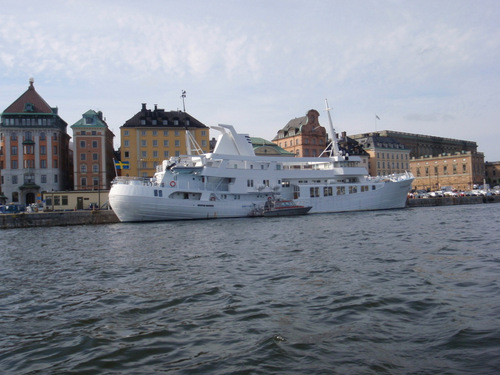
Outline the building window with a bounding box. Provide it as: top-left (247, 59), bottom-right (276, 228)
top-left (164, 151), bottom-right (169, 158)
top-left (141, 151), bottom-right (147, 158)
top-left (81, 177), bottom-right (87, 187)
top-left (175, 140), bottom-right (180, 147)
top-left (11, 146), bottom-right (17, 155)
top-left (124, 131), bottom-right (129, 136)
top-left (163, 140), bottom-right (169, 147)
top-left (163, 130), bottom-right (169, 136)
top-left (124, 140), bottom-right (129, 147)
top-left (12, 175), bottom-right (18, 184)
top-left (92, 141), bottom-right (98, 148)
top-left (92, 164), bottom-right (99, 173)
top-left (53, 159), bottom-right (58, 168)
top-left (11, 160), bottom-right (18, 169)
top-left (153, 140), bottom-right (158, 147)
top-left (93, 153), bottom-right (98, 161)
top-left (141, 140), bottom-right (147, 147)
top-left (81, 153), bottom-right (86, 161)
top-left (53, 146), bottom-right (58, 155)
top-left (41, 175), bottom-right (47, 183)
top-left (40, 159), bottom-right (47, 168)
top-left (54, 174), bottom-right (58, 183)
top-left (40, 145), bottom-right (46, 155)
top-left (175, 130), bottom-right (180, 136)
top-left (80, 140), bottom-right (85, 148)
top-left (124, 151), bottom-right (129, 158)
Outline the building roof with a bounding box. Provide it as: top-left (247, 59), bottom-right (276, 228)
top-left (2, 78), bottom-right (55, 114)
top-left (71, 109), bottom-right (108, 128)
top-left (250, 137), bottom-right (295, 156)
top-left (122, 103), bottom-right (208, 129)
top-left (354, 134), bottom-right (409, 151)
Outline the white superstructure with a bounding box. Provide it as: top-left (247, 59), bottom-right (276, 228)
top-left (110, 103), bottom-right (414, 222)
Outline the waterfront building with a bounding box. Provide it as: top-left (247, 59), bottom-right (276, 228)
top-left (485, 161), bottom-right (500, 187)
top-left (273, 110), bottom-right (328, 157)
top-left (42, 189), bottom-right (109, 211)
top-left (337, 131), bottom-right (370, 173)
top-left (348, 133), bottom-right (410, 177)
top-left (0, 79), bottom-right (72, 205)
top-left (410, 151), bottom-right (485, 191)
top-left (350, 130), bottom-right (478, 159)
top-left (120, 104), bottom-right (210, 177)
top-left (71, 110), bottom-right (115, 192)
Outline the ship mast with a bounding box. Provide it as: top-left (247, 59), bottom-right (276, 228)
top-left (325, 99), bottom-right (340, 157)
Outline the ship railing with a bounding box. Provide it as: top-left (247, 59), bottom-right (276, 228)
top-left (112, 176), bottom-right (156, 186)
top-left (367, 171), bottom-right (414, 183)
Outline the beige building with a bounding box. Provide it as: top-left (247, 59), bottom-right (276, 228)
top-left (485, 161), bottom-right (500, 187)
top-left (410, 151), bottom-right (485, 191)
top-left (347, 133), bottom-right (410, 177)
top-left (42, 189), bottom-right (109, 211)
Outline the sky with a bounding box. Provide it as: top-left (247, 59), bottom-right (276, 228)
top-left (1, 0), bottom-right (499, 161)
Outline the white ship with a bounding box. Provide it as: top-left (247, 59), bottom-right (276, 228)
top-left (109, 102), bottom-right (414, 222)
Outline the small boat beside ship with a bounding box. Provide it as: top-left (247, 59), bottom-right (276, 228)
top-left (109, 101), bottom-right (414, 222)
top-left (249, 198), bottom-right (312, 217)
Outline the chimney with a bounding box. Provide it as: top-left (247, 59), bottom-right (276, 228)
top-left (141, 103), bottom-right (147, 112)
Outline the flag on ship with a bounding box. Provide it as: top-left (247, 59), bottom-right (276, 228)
top-left (114, 160), bottom-right (130, 169)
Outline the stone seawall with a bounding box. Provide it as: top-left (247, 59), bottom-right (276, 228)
top-left (407, 195), bottom-right (500, 207)
top-left (2, 197), bottom-right (499, 229)
top-left (0, 210), bottom-right (120, 229)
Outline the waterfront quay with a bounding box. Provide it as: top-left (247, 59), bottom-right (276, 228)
top-left (407, 194), bottom-right (500, 207)
top-left (1, 195), bottom-right (499, 229)
top-left (0, 210), bottom-right (119, 229)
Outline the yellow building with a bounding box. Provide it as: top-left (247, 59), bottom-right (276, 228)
top-left (120, 104), bottom-right (210, 177)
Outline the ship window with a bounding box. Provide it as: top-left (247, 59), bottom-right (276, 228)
top-left (337, 186), bottom-right (345, 195)
top-left (349, 186), bottom-right (357, 194)
top-left (372, 185), bottom-right (376, 190)
top-left (324, 186), bottom-right (333, 196)
top-left (310, 187), bottom-right (320, 197)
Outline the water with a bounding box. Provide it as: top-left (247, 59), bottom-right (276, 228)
top-left (1, 204), bottom-right (500, 374)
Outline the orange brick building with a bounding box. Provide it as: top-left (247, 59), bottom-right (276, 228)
top-left (273, 109), bottom-right (328, 157)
